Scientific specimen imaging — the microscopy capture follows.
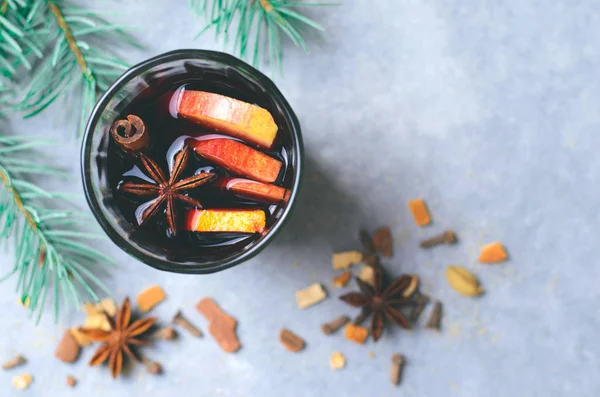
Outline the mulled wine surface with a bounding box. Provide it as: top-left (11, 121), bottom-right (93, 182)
top-left (107, 80), bottom-right (292, 262)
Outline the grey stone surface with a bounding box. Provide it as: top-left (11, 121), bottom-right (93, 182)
top-left (1, 0), bottom-right (599, 396)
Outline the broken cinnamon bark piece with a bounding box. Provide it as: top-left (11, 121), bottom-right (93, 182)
top-left (279, 329), bottom-right (306, 352)
top-left (196, 298), bottom-right (241, 353)
top-left (176, 90), bottom-right (278, 149)
top-left (190, 137), bottom-right (282, 183)
top-left (185, 209), bottom-right (266, 233)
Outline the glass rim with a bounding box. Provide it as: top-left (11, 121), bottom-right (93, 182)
top-left (80, 49), bottom-right (303, 274)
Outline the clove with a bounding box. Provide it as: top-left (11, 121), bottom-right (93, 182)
top-left (410, 291), bottom-right (430, 322)
top-left (420, 230), bottom-right (457, 248)
top-left (321, 315), bottom-right (350, 335)
top-left (172, 310), bottom-right (203, 337)
top-left (425, 301), bottom-right (443, 331)
top-left (142, 357), bottom-right (162, 375)
top-left (390, 353), bottom-right (405, 385)
top-left (2, 355), bottom-right (26, 370)
top-left (152, 326), bottom-right (177, 340)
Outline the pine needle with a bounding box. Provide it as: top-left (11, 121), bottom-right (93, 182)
top-left (9, 0), bottom-right (139, 135)
top-left (191, 0), bottom-right (335, 70)
top-left (0, 134), bottom-right (114, 322)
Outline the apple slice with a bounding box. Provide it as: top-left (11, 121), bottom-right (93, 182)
top-left (191, 137), bottom-right (282, 183)
top-left (176, 90), bottom-right (278, 149)
top-left (184, 209), bottom-right (266, 233)
top-left (217, 177), bottom-right (288, 204)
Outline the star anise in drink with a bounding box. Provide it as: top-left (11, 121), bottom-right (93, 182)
top-left (119, 145), bottom-right (216, 235)
top-left (82, 297), bottom-right (156, 378)
top-left (339, 268), bottom-right (412, 341)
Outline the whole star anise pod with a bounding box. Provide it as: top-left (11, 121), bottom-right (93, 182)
top-left (120, 145), bottom-right (216, 235)
top-left (82, 297), bottom-right (156, 378)
top-left (340, 268), bottom-right (412, 342)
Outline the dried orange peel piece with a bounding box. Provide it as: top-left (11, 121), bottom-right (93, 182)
top-left (136, 285), bottom-right (166, 313)
top-left (344, 323), bottom-right (369, 344)
top-left (177, 90), bottom-right (278, 149)
top-left (185, 209), bottom-right (266, 233)
top-left (478, 242), bottom-right (508, 263)
top-left (408, 198), bottom-right (431, 226)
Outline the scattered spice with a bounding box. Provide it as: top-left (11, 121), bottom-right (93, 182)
top-left (340, 269), bottom-right (412, 341)
top-left (358, 229), bottom-right (375, 254)
top-left (372, 226), bottom-right (393, 257)
top-left (358, 265), bottom-right (376, 287)
top-left (70, 327), bottom-right (92, 347)
top-left (410, 292), bottom-right (430, 322)
top-left (82, 297), bottom-right (156, 378)
top-left (330, 352), bottom-right (346, 370)
top-left (420, 230), bottom-right (457, 248)
top-left (425, 301), bottom-right (443, 331)
top-left (11, 373), bottom-right (32, 390)
top-left (446, 266), bottom-right (484, 297)
top-left (172, 310), bottom-right (203, 337)
top-left (119, 148), bottom-right (217, 235)
top-left (279, 329), bottom-right (306, 352)
top-left (84, 312), bottom-right (111, 332)
top-left (66, 376), bottom-right (77, 387)
top-left (55, 330), bottom-right (81, 363)
top-left (344, 323), bottom-right (369, 344)
top-left (196, 298), bottom-right (241, 353)
top-left (478, 242), bottom-right (508, 263)
top-left (321, 315), bottom-right (350, 335)
top-left (402, 275), bottom-right (419, 298)
top-left (98, 298), bottom-right (117, 317)
top-left (332, 250), bottom-right (363, 270)
top-left (142, 357), bottom-right (162, 375)
top-left (109, 114), bottom-right (150, 153)
top-left (137, 285), bottom-right (166, 313)
top-left (368, 351), bottom-right (375, 359)
top-left (332, 271), bottom-right (351, 288)
top-left (2, 355), bottom-right (26, 370)
top-left (390, 354), bottom-right (405, 386)
top-left (152, 326), bottom-right (177, 340)
top-left (408, 198), bottom-right (431, 226)
top-left (296, 283), bottom-right (327, 309)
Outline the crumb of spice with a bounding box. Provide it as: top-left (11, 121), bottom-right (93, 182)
top-left (332, 271), bottom-right (351, 288)
top-left (2, 355), bottom-right (26, 370)
top-left (279, 329), bottom-right (306, 352)
top-left (344, 323), bottom-right (369, 344)
top-left (332, 251), bottom-right (363, 270)
top-left (330, 352), bottom-right (346, 370)
top-left (357, 265), bottom-right (376, 287)
top-left (321, 315), bottom-right (350, 335)
top-left (152, 326), bottom-right (177, 340)
top-left (12, 373), bottom-right (32, 390)
top-left (408, 198), bottom-right (431, 226)
top-left (390, 354), bottom-right (405, 385)
top-left (478, 242), bottom-right (508, 263)
top-left (55, 330), bottom-right (81, 363)
top-left (70, 327), bottom-right (92, 347)
top-left (368, 351), bottom-right (375, 359)
top-left (295, 283), bottom-right (327, 309)
top-left (66, 376), bottom-right (77, 387)
top-left (137, 285), bottom-right (166, 312)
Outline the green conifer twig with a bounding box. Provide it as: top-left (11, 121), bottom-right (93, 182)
top-left (0, 135), bottom-right (114, 322)
top-left (190, 0), bottom-right (333, 71)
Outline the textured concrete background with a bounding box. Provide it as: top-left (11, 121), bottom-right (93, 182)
top-left (1, 0), bottom-right (600, 396)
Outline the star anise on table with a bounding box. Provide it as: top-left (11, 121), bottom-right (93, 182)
top-left (82, 297), bottom-right (156, 378)
top-left (119, 145), bottom-right (216, 235)
top-left (340, 268), bottom-right (412, 342)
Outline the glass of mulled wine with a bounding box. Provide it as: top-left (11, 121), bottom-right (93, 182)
top-left (81, 50), bottom-right (303, 274)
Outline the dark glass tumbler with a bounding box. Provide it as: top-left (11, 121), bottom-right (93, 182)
top-left (81, 50), bottom-right (303, 274)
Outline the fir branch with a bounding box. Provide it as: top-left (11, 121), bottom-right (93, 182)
top-left (191, 0), bottom-right (333, 71)
top-left (0, 134), bottom-right (113, 321)
top-left (15, 0), bottom-right (137, 134)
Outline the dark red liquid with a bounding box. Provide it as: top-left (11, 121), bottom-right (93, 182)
top-left (107, 80), bottom-right (292, 262)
